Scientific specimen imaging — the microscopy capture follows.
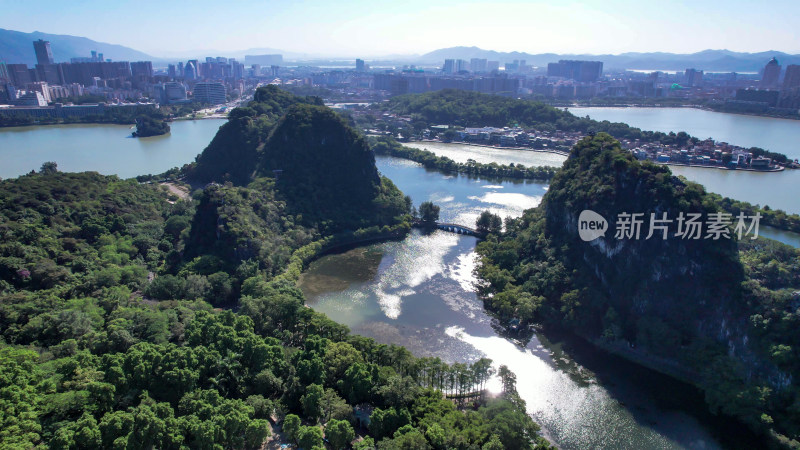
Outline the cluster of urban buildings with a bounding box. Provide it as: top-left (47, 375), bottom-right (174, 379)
top-left (359, 108), bottom-right (581, 152)
top-left (0, 40), bottom-right (279, 119)
top-left (366, 59), bottom-right (603, 97)
top-left (270, 56), bottom-right (800, 116)
top-left (438, 126), bottom-right (581, 152)
top-left (3, 39), bottom-right (799, 121)
top-left (629, 139), bottom-right (782, 170)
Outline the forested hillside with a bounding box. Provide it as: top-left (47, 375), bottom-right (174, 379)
top-left (476, 133), bottom-right (800, 446)
top-left (0, 127), bottom-right (548, 447)
top-left (191, 85), bottom-right (324, 185)
top-left (191, 86), bottom-right (408, 233)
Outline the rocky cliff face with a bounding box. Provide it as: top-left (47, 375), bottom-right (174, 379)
top-left (478, 133), bottom-right (799, 442)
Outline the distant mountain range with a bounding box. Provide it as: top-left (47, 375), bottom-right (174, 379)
top-left (0, 28), bottom-right (154, 65)
top-left (1, 29), bottom-right (798, 72)
top-left (415, 47), bottom-right (800, 72)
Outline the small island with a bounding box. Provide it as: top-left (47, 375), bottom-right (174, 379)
top-left (131, 114), bottom-right (170, 137)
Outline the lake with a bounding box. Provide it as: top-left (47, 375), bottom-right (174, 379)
top-left (300, 155), bottom-right (761, 449)
top-left (0, 119), bottom-right (226, 180)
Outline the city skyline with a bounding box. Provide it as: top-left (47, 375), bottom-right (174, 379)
top-left (1, 0), bottom-right (799, 58)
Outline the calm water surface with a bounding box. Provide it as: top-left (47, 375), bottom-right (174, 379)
top-left (405, 141), bottom-right (567, 167)
top-left (0, 119), bottom-right (225, 179)
top-left (300, 156), bottom-right (742, 449)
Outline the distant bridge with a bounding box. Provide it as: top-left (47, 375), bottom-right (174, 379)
top-left (413, 221), bottom-right (485, 237)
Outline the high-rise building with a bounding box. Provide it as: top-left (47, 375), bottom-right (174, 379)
top-left (783, 65), bottom-right (800, 90)
top-left (164, 82), bottom-right (187, 103)
top-left (232, 61), bottom-right (244, 80)
top-left (487, 61), bottom-right (500, 72)
top-left (455, 59), bottom-right (468, 73)
top-left (470, 58), bottom-right (487, 73)
top-left (761, 57), bottom-right (781, 88)
top-left (684, 68), bottom-right (704, 87)
top-left (33, 39), bottom-right (55, 65)
top-left (36, 63), bottom-right (63, 85)
top-left (0, 61), bottom-right (8, 82)
top-left (7, 64), bottom-right (32, 86)
top-left (547, 60), bottom-right (603, 82)
top-left (131, 61), bottom-right (153, 78)
top-left (192, 81), bottom-right (226, 104)
top-left (510, 59), bottom-right (527, 73)
top-left (443, 59), bottom-right (455, 74)
top-left (184, 62), bottom-right (197, 80)
top-left (251, 64), bottom-right (261, 77)
top-left (168, 64), bottom-right (177, 79)
top-left (356, 59), bottom-right (365, 72)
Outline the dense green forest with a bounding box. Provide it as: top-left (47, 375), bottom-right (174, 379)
top-left (382, 90), bottom-right (790, 163)
top-left (475, 133), bottom-right (800, 447)
top-left (0, 93), bottom-right (550, 448)
top-left (370, 137), bottom-right (558, 181)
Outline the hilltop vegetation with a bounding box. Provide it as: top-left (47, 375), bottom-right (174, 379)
top-left (191, 85), bottom-right (324, 185)
top-left (476, 133), bottom-right (800, 446)
top-left (191, 86), bottom-right (408, 233)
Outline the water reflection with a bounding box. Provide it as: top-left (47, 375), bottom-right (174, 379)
top-left (299, 157), bottom-right (731, 449)
top-left (300, 228), bottom-right (725, 449)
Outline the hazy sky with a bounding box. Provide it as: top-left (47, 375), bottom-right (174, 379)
top-left (2, 0), bottom-right (799, 57)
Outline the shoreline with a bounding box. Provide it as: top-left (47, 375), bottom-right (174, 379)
top-left (410, 140), bottom-right (571, 157)
top-left (0, 116), bottom-right (227, 130)
top-left (657, 161), bottom-right (785, 172)
top-left (560, 104), bottom-right (800, 121)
